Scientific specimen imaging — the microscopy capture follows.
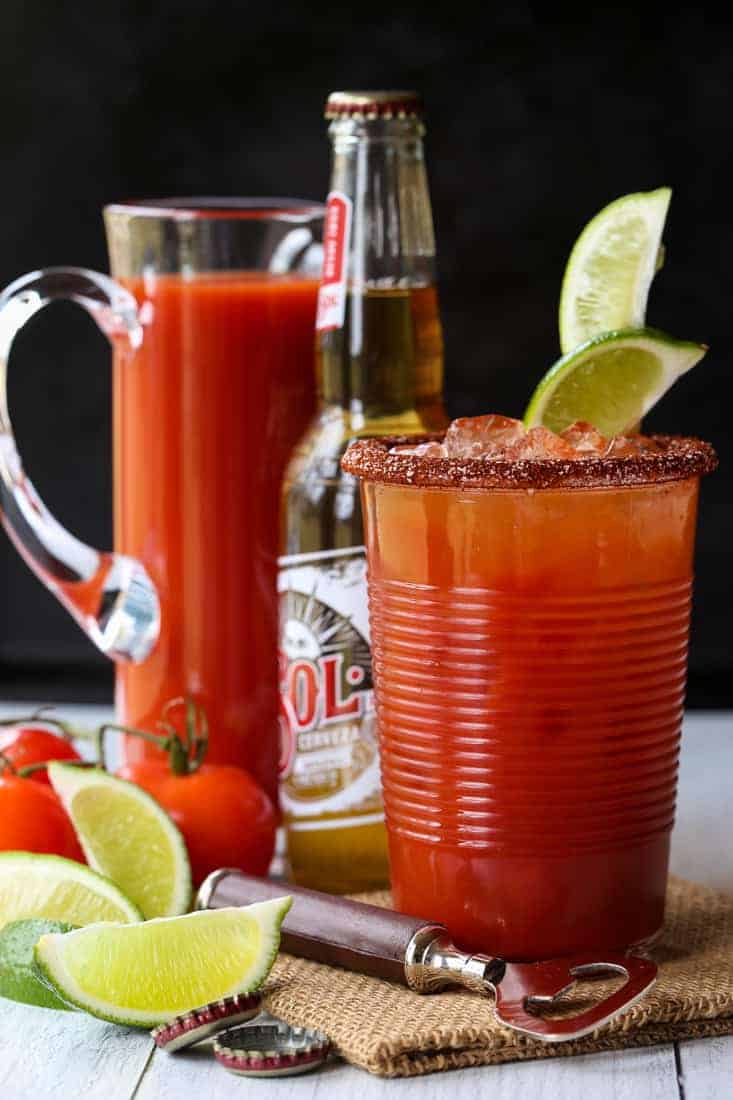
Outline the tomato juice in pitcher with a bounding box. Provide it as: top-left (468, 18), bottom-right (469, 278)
top-left (0, 200), bottom-right (323, 806)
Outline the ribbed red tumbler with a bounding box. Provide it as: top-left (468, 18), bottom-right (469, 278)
top-left (345, 436), bottom-right (717, 960)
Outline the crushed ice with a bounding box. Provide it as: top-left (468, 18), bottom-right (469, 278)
top-left (390, 416), bottom-right (663, 461)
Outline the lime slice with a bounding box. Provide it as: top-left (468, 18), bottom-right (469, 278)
top-left (48, 763), bottom-right (191, 920)
top-left (559, 187), bottom-right (671, 353)
top-left (0, 919), bottom-right (74, 1010)
top-left (524, 328), bottom-right (707, 436)
top-left (0, 852), bottom-right (142, 931)
top-left (35, 897), bottom-right (291, 1027)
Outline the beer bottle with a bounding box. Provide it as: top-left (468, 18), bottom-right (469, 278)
top-left (278, 91), bottom-right (448, 893)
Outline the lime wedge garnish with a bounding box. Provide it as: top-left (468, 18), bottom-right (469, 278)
top-left (0, 919), bottom-right (74, 1010)
top-left (49, 763), bottom-right (191, 920)
top-left (0, 852), bottom-right (142, 931)
top-left (559, 187), bottom-right (671, 353)
top-left (524, 328), bottom-right (707, 436)
top-left (34, 897), bottom-right (291, 1027)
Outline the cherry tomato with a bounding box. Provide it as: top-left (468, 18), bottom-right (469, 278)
top-left (0, 726), bottom-right (82, 785)
top-left (116, 761), bottom-right (276, 887)
top-left (0, 775), bottom-right (85, 860)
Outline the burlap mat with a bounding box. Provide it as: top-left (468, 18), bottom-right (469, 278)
top-left (262, 876), bottom-right (733, 1077)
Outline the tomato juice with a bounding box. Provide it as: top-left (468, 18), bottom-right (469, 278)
top-left (114, 273), bottom-right (318, 803)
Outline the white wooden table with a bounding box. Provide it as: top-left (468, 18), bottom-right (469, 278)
top-left (0, 706), bottom-right (730, 1099)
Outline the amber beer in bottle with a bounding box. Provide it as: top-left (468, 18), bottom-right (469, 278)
top-left (278, 90), bottom-right (448, 892)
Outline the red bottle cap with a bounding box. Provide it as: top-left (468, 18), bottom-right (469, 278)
top-left (325, 90), bottom-right (423, 120)
top-left (214, 1020), bottom-right (331, 1077)
top-left (151, 992), bottom-right (263, 1052)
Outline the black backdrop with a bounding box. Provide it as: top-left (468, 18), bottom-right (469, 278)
top-left (0, 5), bottom-right (730, 704)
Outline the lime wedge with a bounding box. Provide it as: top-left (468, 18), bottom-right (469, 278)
top-left (48, 763), bottom-right (191, 920)
top-left (0, 852), bottom-right (142, 931)
top-left (559, 187), bottom-right (671, 353)
top-left (524, 328), bottom-right (707, 436)
top-left (35, 897), bottom-right (291, 1027)
top-left (0, 919), bottom-right (75, 1010)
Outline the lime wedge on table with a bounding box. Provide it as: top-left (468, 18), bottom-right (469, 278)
top-left (559, 187), bottom-right (671, 353)
top-left (35, 898), bottom-right (291, 1027)
top-left (0, 919), bottom-right (74, 1010)
top-left (524, 328), bottom-right (707, 436)
top-left (49, 763), bottom-right (191, 920)
top-left (0, 852), bottom-right (142, 931)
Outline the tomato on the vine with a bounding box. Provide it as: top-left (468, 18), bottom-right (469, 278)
top-left (112, 699), bottom-right (276, 887)
top-left (0, 773), bottom-right (85, 860)
top-left (0, 725), bottom-right (82, 785)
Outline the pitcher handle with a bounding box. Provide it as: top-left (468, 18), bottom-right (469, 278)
top-left (0, 267), bottom-right (160, 662)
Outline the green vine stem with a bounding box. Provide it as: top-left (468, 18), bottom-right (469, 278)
top-left (0, 707), bottom-right (103, 764)
top-left (0, 752), bottom-right (82, 780)
top-left (99, 697), bottom-right (209, 776)
top-left (0, 699), bottom-right (209, 777)
top-left (0, 749), bottom-right (16, 774)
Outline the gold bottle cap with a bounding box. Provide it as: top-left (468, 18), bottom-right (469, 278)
top-left (325, 90), bottom-right (422, 120)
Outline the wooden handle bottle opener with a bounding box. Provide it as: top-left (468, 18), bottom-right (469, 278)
top-left (196, 870), bottom-right (657, 1042)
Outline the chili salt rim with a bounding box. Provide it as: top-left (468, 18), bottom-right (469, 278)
top-left (340, 435), bottom-right (718, 490)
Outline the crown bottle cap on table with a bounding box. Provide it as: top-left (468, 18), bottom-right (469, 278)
top-left (214, 1020), bottom-right (331, 1078)
top-left (151, 992), bottom-right (263, 1053)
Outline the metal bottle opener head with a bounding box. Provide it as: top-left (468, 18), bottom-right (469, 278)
top-left (491, 955), bottom-right (657, 1040)
top-left (406, 927), bottom-right (657, 1041)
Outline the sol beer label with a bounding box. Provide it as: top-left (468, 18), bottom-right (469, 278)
top-left (316, 191), bottom-right (352, 332)
top-left (277, 545), bottom-right (384, 831)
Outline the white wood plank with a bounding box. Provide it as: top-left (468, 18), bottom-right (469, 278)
top-left (0, 701), bottom-right (113, 728)
top-left (137, 1045), bottom-right (331, 1100)
top-left (671, 712), bottom-right (733, 893)
top-left (446, 1047), bottom-right (679, 1100)
top-left (677, 1035), bottom-right (733, 1099)
top-left (0, 1000), bottom-right (153, 1100)
top-left (137, 1043), bottom-right (679, 1099)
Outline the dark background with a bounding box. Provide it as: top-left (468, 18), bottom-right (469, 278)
top-left (0, 4), bottom-right (729, 705)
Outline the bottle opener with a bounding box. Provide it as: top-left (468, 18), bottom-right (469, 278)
top-left (196, 869), bottom-right (657, 1043)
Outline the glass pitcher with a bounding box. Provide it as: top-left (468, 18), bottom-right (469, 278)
top-left (0, 198), bottom-right (323, 803)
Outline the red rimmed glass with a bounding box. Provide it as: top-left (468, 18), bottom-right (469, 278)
top-left (0, 199), bottom-right (323, 803)
top-left (344, 436), bottom-right (717, 959)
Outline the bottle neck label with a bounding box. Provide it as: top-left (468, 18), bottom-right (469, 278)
top-left (316, 191), bottom-right (353, 333)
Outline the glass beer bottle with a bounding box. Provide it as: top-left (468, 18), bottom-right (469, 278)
top-left (278, 91), bottom-right (448, 892)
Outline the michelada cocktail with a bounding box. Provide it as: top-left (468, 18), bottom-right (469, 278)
top-left (343, 186), bottom-right (718, 959)
top-left (344, 422), bottom-right (716, 959)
